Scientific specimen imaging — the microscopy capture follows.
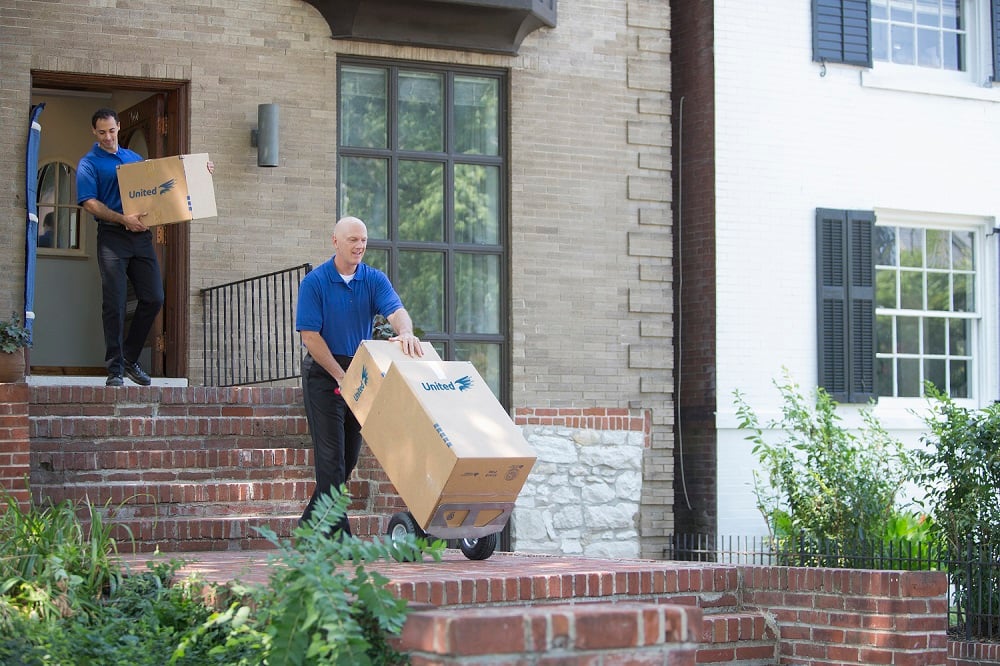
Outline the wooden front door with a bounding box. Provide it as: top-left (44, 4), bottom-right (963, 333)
top-left (119, 95), bottom-right (168, 375)
top-left (117, 93), bottom-right (189, 378)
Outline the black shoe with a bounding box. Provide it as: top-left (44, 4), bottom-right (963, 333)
top-left (106, 374), bottom-right (124, 387)
top-left (124, 361), bottom-right (151, 386)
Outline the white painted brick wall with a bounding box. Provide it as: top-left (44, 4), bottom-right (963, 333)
top-left (713, 1), bottom-right (1000, 538)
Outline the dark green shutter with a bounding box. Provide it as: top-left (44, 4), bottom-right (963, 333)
top-left (812, 0), bottom-right (872, 67)
top-left (817, 208), bottom-right (876, 403)
top-left (993, 1), bottom-right (1000, 82)
top-left (847, 211), bottom-right (876, 402)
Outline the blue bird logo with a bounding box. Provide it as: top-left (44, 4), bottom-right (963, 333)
top-left (158, 179), bottom-right (176, 195)
top-left (455, 375), bottom-right (473, 392)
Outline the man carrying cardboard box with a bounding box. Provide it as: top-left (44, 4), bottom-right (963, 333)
top-left (296, 216), bottom-right (423, 537)
top-left (76, 108), bottom-right (213, 387)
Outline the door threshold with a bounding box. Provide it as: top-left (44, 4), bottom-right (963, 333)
top-left (26, 375), bottom-right (189, 387)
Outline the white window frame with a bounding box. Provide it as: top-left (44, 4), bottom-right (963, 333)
top-left (863, 0), bottom-right (1000, 100)
top-left (873, 208), bottom-right (998, 412)
top-left (36, 159), bottom-right (87, 258)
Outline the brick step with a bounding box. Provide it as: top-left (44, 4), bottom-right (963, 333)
top-left (104, 512), bottom-right (391, 553)
top-left (32, 477), bottom-right (374, 505)
top-left (31, 447), bottom-right (312, 470)
top-left (399, 601), bottom-right (703, 665)
top-left (697, 611), bottom-right (778, 665)
top-left (30, 430), bottom-right (310, 450)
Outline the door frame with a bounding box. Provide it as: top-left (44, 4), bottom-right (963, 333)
top-left (30, 71), bottom-right (191, 378)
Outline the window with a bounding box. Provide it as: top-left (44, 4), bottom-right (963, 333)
top-left (875, 224), bottom-right (976, 397)
top-left (337, 60), bottom-right (508, 400)
top-left (36, 161), bottom-right (83, 253)
top-left (818, 207), bottom-right (994, 403)
top-left (871, 0), bottom-right (966, 70)
top-left (813, 0), bottom-right (1000, 82)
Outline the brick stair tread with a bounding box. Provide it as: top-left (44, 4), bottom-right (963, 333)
top-left (697, 611), bottom-right (778, 666)
top-left (700, 611), bottom-right (775, 643)
top-left (104, 513), bottom-right (391, 552)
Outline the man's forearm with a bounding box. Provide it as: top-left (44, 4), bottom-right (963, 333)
top-left (300, 331), bottom-right (347, 382)
top-left (81, 199), bottom-right (125, 225)
top-left (387, 309), bottom-right (414, 336)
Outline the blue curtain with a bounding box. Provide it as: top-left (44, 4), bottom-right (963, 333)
top-left (24, 103), bottom-right (45, 342)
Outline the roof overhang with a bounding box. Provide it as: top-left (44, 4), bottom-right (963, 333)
top-left (301, 0), bottom-right (556, 55)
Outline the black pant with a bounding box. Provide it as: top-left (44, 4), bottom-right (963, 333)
top-left (96, 223), bottom-right (164, 375)
top-left (300, 353), bottom-right (361, 535)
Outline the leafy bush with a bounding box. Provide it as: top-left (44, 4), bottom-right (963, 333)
top-left (734, 369), bottom-right (919, 556)
top-left (184, 488), bottom-right (444, 665)
top-left (916, 387), bottom-right (1000, 635)
top-left (0, 487), bottom-right (444, 664)
top-left (0, 492), bottom-right (127, 621)
top-left (916, 386), bottom-right (1000, 550)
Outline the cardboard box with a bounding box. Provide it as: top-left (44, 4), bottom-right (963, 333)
top-left (117, 153), bottom-right (217, 227)
top-left (343, 340), bottom-right (441, 426)
top-left (361, 360), bottom-right (536, 535)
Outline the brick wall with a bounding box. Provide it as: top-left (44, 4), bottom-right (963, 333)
top-left (390, 561), bottom-right (951, 665)
top-left (742, 567), bottom-right (949, 666)
top-left (0, 383), bottom-right (31, 513)
top-left (950, 640), bottom-right (1000, 666)
top-left (401, 602), bottom-right (702, 666)
top-left (3, 0), bottom-right (675, 558)
top-left (671, 0), bottom-right (717, 536)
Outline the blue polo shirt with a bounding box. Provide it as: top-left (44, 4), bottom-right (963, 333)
top-left (76, 143), bottom-right (143, 213)
top-left (296, 259), bottom-right (404, 357)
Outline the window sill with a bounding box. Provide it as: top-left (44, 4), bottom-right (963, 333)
top-left (862, 67), bottom-right (1000, 102)
top-left (36, 248), bottom-right (88, 259)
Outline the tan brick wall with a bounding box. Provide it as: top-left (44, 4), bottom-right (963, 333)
top-left (1, 0), bottom-right (673, 553)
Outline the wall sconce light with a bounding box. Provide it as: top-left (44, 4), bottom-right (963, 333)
top-left (250, 103), bottom-right (279, 167)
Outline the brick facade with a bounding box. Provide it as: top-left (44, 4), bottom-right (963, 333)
top-left (1, 0), bottom-right (674, 556)
top-left (0, 383), bottom-right (31, 513)
top-left (670, 0), bottom-right (717, 536)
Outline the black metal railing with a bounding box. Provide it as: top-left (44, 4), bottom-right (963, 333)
top-left (201, 263), bottom-right (311, 386)
top-left (665, 534), bottom-right (1000, 641)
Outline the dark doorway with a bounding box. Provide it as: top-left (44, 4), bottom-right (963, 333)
top-left (30, 72), bottom-right (191, 379)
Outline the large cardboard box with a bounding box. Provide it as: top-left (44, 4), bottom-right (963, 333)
top-left (342, 340), bottom-right (441, 426)
top-left (117, 153), bottom-right (217, 227)
top-left (361, 360), bottom-right (536, 535)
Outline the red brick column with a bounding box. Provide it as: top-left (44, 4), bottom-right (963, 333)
top-left (0, 383), bottom-right (31, 513)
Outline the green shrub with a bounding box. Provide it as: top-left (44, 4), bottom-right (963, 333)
top-left (218, 487), bottom-right (444, 666)
top-left (0, 492), bottom-right (127, 621)
top-left (916, 386), bottom-right (1000, 549)
top-left (916, 386), bottom-right (1000, 635)
top-left (734, 369), bottom-right (919, 556)
top-left (0, 486), bottom-right (444, 664)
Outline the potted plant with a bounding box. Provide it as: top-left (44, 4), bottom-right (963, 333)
top-left (0, 312), bottom-right (31, 382)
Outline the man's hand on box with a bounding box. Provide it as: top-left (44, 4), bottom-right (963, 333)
top-left (391, 332), bottom-right (424, 357)
top-left (124, 212), bottom-right (149, 232)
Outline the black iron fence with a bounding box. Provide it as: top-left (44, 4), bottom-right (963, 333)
top-left (665, 533), bottom-right (1000, 641)
top-left (201, 264), bottom-right (311, 386)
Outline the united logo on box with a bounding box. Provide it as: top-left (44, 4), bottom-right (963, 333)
top-left (361, 359), bottom-right (536, 531)
top-left (117, 153), bottom-right (217, 227)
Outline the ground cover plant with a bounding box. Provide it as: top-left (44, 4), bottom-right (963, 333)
top-left (0, 487), bottom-right (443, 664)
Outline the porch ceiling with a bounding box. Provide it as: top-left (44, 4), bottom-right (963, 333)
top-left (300, 0), bottom-right (556, 55)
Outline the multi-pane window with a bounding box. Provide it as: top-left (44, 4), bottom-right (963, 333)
top-left (875, 225), bottom-right (976, 397)
top-left (36, 161), bottom-right (82, 252)
top-left (338, 60), bottom-right (507, 399)
top-left (871, 0), bottom-right (966, 70)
